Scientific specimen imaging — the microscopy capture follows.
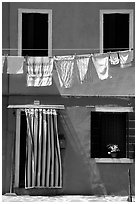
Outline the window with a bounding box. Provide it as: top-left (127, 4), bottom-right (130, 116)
top-left (91, 107), bottom-right (135, 159)
top-left (18, 9), bottom-right (52, 56)
top-left (100, 10), bottom-right (133, 53)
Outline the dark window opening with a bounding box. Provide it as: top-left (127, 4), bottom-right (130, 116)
top-left (103, 13), bottom-right (129, 53)
top-left (19, 111), bottom-right (27, 188)
top-left (91, 112), bottom-right (127, 158)
top-left (22, 13), bottom-right (48, 56)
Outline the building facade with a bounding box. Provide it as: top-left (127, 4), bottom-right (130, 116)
top-left (2, 2), bottom-right (135, 196)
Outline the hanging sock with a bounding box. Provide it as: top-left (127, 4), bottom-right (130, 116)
top-left (119, 50), bottom-right (134, 68)
top-left (92, 53), bottom-right (110, 80)
top-left (109, 52), bottom-right (119, 65)
top-left (27, 57), bottom-right (53, 87)
top-left (7, 56), bottom-right (24, 74)
top-left (76, 54), bottom-right (91, 84)
top-left (54, 55), bottom-right (75, 88)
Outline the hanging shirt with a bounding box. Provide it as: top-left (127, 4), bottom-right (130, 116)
top-left (7, 56), bottom-right (24, 74)
top-left (76, 54), bottom-right (91, 84)
top-left (92, 53), bottom-right (110, 80)
top-left (27, 57), bottom-right (53, 87)
top-left (119, 50), bottom-right (134, 68)
top-left (54, 55), bottom-right (75, 88)
top-left (109, 52), bottom-right (119, 65)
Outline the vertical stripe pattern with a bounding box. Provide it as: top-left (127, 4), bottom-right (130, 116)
top-left (25, 108), bottom-right (62, 188)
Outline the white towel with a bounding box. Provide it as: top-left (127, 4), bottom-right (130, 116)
top-left (92, 53), bottom-right (109, 80)
top-left (54, 55), bottom-right (75, 88)
top-left (119, 50), bottom-right (133, 68)
top-left (76, 55), bottom-right (90, 84)
top-left (7, 56), bottom-right (24, 74)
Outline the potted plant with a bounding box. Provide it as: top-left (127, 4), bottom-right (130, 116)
top-left (107, 144), bottom-right (120, 158)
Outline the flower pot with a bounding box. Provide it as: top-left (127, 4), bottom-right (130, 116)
top-left (111, 152), bottom-right (117, 158)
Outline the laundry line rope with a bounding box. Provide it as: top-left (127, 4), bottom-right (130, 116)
top-left (2, 48), bottom-right (133, 51)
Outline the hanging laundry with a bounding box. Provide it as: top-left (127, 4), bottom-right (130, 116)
top-left (54, 55), bottom-right (75, 88)
top-left (76, 54), bottom-right (91, 84)
top-left (2, 56), bottom-right (5, 73)
top-left (92, 53), bottom-right (110, 80)
top-left (109, 52), bottom-right (119, 65)
top-left (119, 50), bottom-right (134, 68)
top-left (27, 57), bottom-right (53, 87)
top-left (7, 56), bottom-right (24, 74)
top-left (40, 57), bottom-right (53, 86)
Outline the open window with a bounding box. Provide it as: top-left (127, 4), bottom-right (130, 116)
top-left (18, 9), bottom-right (52, 56)
top-left (91, 107), bottom-right (135, 159)
top-left (100, 10), bottom-right (133, 53)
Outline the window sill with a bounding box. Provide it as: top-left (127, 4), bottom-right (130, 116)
top-left (95, 158), bottom-right (134, 163)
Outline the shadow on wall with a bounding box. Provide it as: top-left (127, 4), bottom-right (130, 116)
top-left (59, 107), bottom-right (107, 195)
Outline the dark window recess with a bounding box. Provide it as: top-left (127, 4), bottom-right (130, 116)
top-left (22, 13), bottom-right (48, 56)
top-left (91, 112), bottom-right (127, 158)
top-left (103, 13), bottom-right (129, 53)
top-left (19, 111), bottom-right (27, 188)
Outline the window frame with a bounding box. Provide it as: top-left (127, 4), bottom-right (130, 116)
top-left (100, 9), bottom-right (133, 53)
top-left (18, 9), bottom-right (52, 57)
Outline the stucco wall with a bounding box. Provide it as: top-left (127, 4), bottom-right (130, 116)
top-left (2, 2), bottom-right (135, 195)
top-left (2, 2), bottom-right (135, 96)
top-left (2, 97), bottom-right (135, 195)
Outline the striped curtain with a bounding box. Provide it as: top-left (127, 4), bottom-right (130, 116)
top-left (25, 108), bottom-right (62, 188)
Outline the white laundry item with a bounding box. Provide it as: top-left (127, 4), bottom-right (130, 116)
top-left (54, 56), bottom-right (75, 88)
top-left (40, 57), bottom-right (53, 86)
top-left (27, 57), bottom-right (53, 87)
top-left (92, 53), bottom-right (109, 80)
top-left (2, 56), bottom-right (5, 73)
top-left (76, 55), bottom-right (90, 84)
top-left (27, 57), bottom-right (35, 75)
top-left (119, 50), bottom-right (133, 68)
top-left (109, 52), bottom-right (119, 65)
top-left (7, 56), bottom-right (24, 74)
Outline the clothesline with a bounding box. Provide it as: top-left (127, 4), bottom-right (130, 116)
top-left (2, 49), bottom-right (134, 88)
top-left (2, 48), bottom-right (134, 51)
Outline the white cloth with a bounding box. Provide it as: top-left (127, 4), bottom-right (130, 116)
top-left (54, 55), bottom-right (75, 88)
top-left (40, 57), bottom-right (53, 86)
top-left (76, 55), bottom-right (90, 84)
top-left (119, 50), bottom-right (133, 68)
top-left (109, 52), bottom-right (119, 65)
top-left (2, 56), bottom-right (5, 73)
top-left (7, 56), bottom-right (24, 74)
top-left (27, 57), bottom-right (53, 87)
top-left (92, 53), bottom-right (109, 80)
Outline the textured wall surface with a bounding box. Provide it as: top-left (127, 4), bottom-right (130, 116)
top-left (2, 2), bottom-right (135, 195)
top-left (2, 2), bottom-right (135, 96)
